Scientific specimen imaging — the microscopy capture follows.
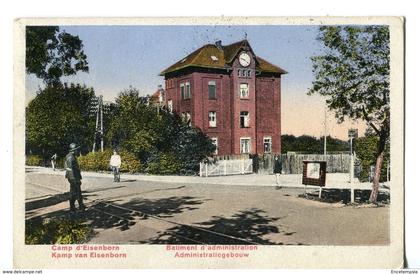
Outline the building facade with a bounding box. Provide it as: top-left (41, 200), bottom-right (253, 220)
top-left (160, 39), bottom-right (287, 156)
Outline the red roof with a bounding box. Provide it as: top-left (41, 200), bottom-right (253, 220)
top-left (159, 39), bottom-right (287, 76)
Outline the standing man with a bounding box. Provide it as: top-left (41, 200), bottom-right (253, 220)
top-left (64, 143), bottom-right (85, 212)
top-left (110, 150), bottom-right (121, 182)
top-left (273, 154), bottom-right (282, 189)
top-left (51, 153), bottom-right (57, 171)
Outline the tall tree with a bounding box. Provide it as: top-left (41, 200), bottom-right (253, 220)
top-left (26, 26), bottom-right (89, 85)
top-left (308, 26), bottom-right (390, 203)
top-left (107, 87), bottom-right (215, 174)
top-left (26, 84), bottom-right (96, 160)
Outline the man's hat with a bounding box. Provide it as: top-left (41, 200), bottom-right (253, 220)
top-left (69, 143), bottom-right (80, 152)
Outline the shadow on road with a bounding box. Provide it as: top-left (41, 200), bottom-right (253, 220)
top-left (27, 195), bottom-right (209, 233)
top-left (83, 185), bottom-right (126, 193)
top-left (302, 189), bottom-right (390, 204)
top-left (118, 195), bottom-right (208, 218)
top-left (26, 193), bottom-right (69, 211)
top-left (139, 208), bottom-right (295, 245)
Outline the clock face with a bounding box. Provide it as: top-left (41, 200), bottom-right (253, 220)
top-left (239, 52), bottom-right (251, 67)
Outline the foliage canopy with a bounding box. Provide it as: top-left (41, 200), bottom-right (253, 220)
top-left (309, 26), bottom-right (390, 202)
top-left (26, 26), bottom-right (89, 85)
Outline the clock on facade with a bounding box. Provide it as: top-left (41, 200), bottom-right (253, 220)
top-left (239, 52), bottom-right (251, 67)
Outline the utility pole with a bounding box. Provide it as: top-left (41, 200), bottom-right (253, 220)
top-left (92, 95), bottom-right (104, 153)
top-left (100, 95), bottom-right (104, 152)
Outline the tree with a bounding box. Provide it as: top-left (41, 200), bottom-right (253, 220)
top-left (308, 26), bottom-right (390, 203)
top-left (106, 87), bottom-right (165, 159)
top-left (281, 134), bottom-right (348, 154)
top-left (171, 123), bottom-right (215, 174)
top-left (26, 84), bottom-right (96, 161)
top-left (107, 87), bottom-right (215, 174)
top-left (26, 26), bottom-right (89, 85)
top-left (355, 131), bottom-right (390, 182)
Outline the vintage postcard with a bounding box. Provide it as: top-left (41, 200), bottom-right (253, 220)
top-left (14, 17), bottom-right (404, 268)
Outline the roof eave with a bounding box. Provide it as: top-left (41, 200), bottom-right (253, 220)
top-left (160, 64), bottom-right (232, 76)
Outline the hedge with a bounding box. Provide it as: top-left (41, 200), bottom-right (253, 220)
top-left (147, 152), bottom-right (181, 175)
top-left (78, 149), bottom-right (141, 173)
top-left (26, 154), bottom-right (43, 166)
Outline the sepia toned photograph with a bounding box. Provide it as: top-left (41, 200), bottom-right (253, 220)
top-left (14, 17), bottom-right (404, 268)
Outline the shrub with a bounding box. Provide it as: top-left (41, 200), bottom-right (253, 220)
top-left (147, 152), bottom-right (181, 175)
top-left (55, 157), bottom-right (65, 169)
top-left (78, 149), bottom-right (141, 173)
top-left (120, 150), bottom-right (141, 173)
top-left (78, 149), bottom-right (112, 171)
top-left (25, 218), bottom-right (93, 244)
top-left (26, 154), bottom-right (43, 166)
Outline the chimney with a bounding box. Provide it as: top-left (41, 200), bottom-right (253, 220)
top-left (215, 40), bottom-right (222, 50)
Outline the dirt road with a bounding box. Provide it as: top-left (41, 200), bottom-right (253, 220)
top-left (25, 172), bottom-right (389, 245)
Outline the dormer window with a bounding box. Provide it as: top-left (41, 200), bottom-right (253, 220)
top-left (210, 55), bottom-right (218, 61)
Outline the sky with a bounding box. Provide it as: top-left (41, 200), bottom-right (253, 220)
top-left (26, 25), bottom-right (366, 140)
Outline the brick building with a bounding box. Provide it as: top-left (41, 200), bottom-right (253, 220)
top-left (160, 39), bottom-right (287, 156)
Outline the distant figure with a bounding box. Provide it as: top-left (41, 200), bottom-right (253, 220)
top-left (51, 153), bottom-right (57, 171)
top-left (110, 150), bottom-right (121, 182)
top-left (64, 143), bottom-right (85, 212)
top-left (273, 154), bottom-right (282, 189)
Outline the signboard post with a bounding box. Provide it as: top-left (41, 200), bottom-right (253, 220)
top-left (348, 129), bottom-right (358, 204)
top-left (350, 154), bottom-right (355, 203)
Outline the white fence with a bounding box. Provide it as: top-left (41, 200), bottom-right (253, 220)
top-left (199, 159), bottom-right (253, 177)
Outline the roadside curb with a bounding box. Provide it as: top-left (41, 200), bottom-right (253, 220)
top-left (26, 166), bottom-right (390, 191)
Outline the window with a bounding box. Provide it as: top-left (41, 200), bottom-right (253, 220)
top-left (263, 137), bottom-right (272, 153)
top-left (208, 111), bottom-right (217, 127)
top-left (240, 138), bottom-right (251, 154)
top-left (180, 83), bottom-right (185, 99)
top-left (180, 82), bottom-right (191, 99)
top-left (238, 69), bottom-right (251, 78)
top-left (240, 111), bottom-right (250, 128)
top-left (239, 83), bottom-right (249, 98)
top-left (167, 100), bottom-right (173, 113)
top-left (208, 81), bottom-right (216, 99)
top-left (185, 82), bottom-right (191, 99)
top-left (210, 55), bottom-right (218, 61)
top-left (211, 137), bottom-right (218, 155)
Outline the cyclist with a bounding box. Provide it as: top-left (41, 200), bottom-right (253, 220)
top-left (110, 150), bottom-right (121, 182)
